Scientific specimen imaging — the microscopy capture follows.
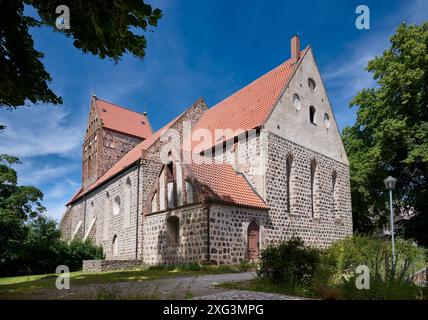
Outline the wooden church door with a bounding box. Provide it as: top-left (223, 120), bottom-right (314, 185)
top-left (247, 221), bottom-right (260, 260)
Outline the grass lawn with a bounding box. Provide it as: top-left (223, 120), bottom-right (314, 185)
top-left (0, 263), bottom-right (254, 299)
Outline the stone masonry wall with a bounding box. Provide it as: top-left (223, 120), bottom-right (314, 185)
top-left (208, 204), bottom-right (269, 264)
top-left (60, 98), bottom-right (208, 262)
top-left (83, 260), bottom-right (146, 272)
top-left (142, 204), bottom-right (208, 265)
top-left (63, 166), bottom-right (141, 260)
top-left (265, 132), bottom-right (352, 248)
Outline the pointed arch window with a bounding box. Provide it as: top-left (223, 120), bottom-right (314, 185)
top-left (151, 192), bottom-right (158, 213)
top-left (309, 106), bottom-right (316, 124)
top-left (112, 234), bottom-right (119, 256)
top-left (286, 155), bottom-right (293, 213)
top-left (103, 192), bottom-right (110, 240)
top-left (332, 170), bottom-right (337, 214)
top-left (124, 178), bottom-right (131, 228)
top-left (310, 159), bottom-right (317, 218)
top-left (185, 180), bottom-right (194, 204)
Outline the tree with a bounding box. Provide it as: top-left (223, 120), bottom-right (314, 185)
top-left (0, 155), bottom-right (103, 275)
top-left (0, 154), bottom-right (45, 275)
top-left (343, 22), bottom-right (428, 246)
top-left (0, 0), bottom-right (162, 109)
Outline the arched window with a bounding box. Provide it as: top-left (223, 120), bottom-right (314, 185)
top-left (310, 159), bottom-right (317, 218)
top-left (308, 78), bottom-right (316, 91)
top-left (103, 192), bottom-right (110, 240)
top-left (293, 93), bottom-right (301, 110)
top-left (166, 216), bottom-right (180, 246)
top-left (112, 234), bottom-right (119, 256)
top-left (87, 155), bottom-right (92, 178)
top-left (309, 106), bottom-right (316, 124)
top-left (159, 168), bottom-right (165, 211)
top-left (124, 178), bottom-right (131, 228)
top-left (186, 180), bottom-right (193, 204)
top-left (113, 195), bottom-right (121, 215)
top-left (332, 171), bottom-right (337, 215)
top-left (324, 113), bottom-right (330, 128)
top-left (286, 155), bottom-right (293, 213)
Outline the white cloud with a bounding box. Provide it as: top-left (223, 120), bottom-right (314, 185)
top-left (17, 162), bottom-right (78, 186)
top-left (0, 105), bottom-right (85, 158)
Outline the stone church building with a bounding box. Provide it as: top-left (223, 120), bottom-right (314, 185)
top-left (60, 36), bottom-right (352, 265)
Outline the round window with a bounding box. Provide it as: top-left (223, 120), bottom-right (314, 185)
top-left (324, 113), bottom-right (330, 128)
top-left (293, 93), bottom-right (301, 110)
top-left (308, 78), bottom-right (316, 91)
top-left (113, 196), bottom-right (121, 215)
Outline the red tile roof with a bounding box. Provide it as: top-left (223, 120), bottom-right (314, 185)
top-left (190, 49), bottom-right (306, 152)
top-left (95, 98), bottom-right (153, 139)
top-left (67, 50), bottom-right (307, 206)
top-left (187, 162), bottom-right (268, 210)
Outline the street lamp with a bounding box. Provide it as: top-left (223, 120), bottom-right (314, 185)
top-left (384, 176), bottom-right (397, 267)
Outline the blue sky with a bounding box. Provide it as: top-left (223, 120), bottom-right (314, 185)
top-left (0, 0), bottom-right (427, 221)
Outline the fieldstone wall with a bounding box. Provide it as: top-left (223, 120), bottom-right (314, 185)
top-left (142, 204), bottom-right (208, 265)
top-left (208, 204), bottom-right (269, 264)
top-left (83, 259), bottom-right (146, 272)
top-left (265, 132), bottom-right (352, 248)
top-left (61, 166), bottom-right (141, 260)
top-left (60, 98), bottom-right (208, 263)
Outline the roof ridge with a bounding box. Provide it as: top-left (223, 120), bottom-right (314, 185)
top-left (95, 97), bottom-right (147, 117)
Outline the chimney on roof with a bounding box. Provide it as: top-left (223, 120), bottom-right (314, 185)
top-left (143, 111), bottom-right (147, 117)
top-left (291, 35), bottom-right (300, 64)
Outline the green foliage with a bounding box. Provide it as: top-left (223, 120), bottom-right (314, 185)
top-left (0, 0), bottom-right (162, 109)
top-left (59, 239), bottom-right (104, 272)
top-left (0, 154), bottom-right (103, 276)
top-left (257, 237), bottom-right (321, 288)
top-left (0, 154), bottom-right (46, 275)
top-left (324, 235), bottom-right (426, 282)
top-left (342, 22), bottom-right (428, 245)
top-left (222, 236), bottom-right (427, 300)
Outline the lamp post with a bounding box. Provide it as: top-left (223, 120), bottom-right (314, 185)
top-left (384, 176), bottom-right (397, 267)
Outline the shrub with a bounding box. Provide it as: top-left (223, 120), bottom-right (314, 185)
top-left (258, 237), bottom-right (321, 288)
top-left (59, 239), bottom-right (104, 271)
top-left (324, 235), bottom-right (426, 282)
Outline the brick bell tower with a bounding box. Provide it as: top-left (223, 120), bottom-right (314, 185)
top-left (81, 95), bottom-right (152, 190)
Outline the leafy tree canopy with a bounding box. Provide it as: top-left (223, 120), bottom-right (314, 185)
top-left (0, 154), bottom-right (46, 275)
top-left (0, 0), bottom-right (162, 109)
top-left (0, 154), bottom-right (103, 276)
top-left (342, 22), bottom-right (428, 246)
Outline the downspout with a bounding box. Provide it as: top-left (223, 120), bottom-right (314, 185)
top-left (207, 204), bottom-right (211, 263)
top-left (135, 162), bottom-right (141, 259)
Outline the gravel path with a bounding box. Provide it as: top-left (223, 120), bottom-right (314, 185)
top-left (3, 272), bottom-right (304, 300)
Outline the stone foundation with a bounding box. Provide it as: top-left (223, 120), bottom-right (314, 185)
top-left (82, 259), bottom-right (146, 272)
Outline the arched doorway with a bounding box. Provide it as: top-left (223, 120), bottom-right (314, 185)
top-left (247, 221), bottom-right (260, 260)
